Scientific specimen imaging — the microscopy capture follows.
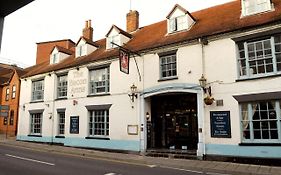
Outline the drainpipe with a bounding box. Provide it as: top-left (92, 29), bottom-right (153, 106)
top-left (198, 37), bottom-right (208, 158)
top-left (51, 72), bottom-right (55, 144)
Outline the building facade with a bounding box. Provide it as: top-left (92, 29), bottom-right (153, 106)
top-left (0, 63), bottom-right (25, 136)
top-left (18, 0), bottom-right (281, 160)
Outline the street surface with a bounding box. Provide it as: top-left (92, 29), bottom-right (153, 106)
top-left (0, 144), bottom-right (222, 175)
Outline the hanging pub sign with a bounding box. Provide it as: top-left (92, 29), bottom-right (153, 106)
top-left (119, 49), bottom-right (130, 74)
top-left (210, 111), bottom-right (231, 138)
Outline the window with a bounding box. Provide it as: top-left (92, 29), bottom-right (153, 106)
top-left (237, 34), bottom-right (281, 78)
top-left (169, 15), bottom-right (187, 32)
top-left (32, 80), bottom-right (44, 101)
top-left (242, 0), bottom-right (271, 16)
top-left (76, 44), bottom-right (86, 57)
top-left (89, 67), bottom-right (110, 94)
top-left (52, 53), bottom-right (59, 64)
top-left (3, 116), bottom-right (7, 125)
top-left (160, 53), bottom-right (177, 79)
top-left (9, 110), bottom-right (14, 125)
top-left (240, 101), bottom-right (281, 142)
top-left (89, 110), bottom-right (109, 137)
top-left (108, 35), bottom-right (119, 49)
top-left (57, 75), bottom-right (68, 98)
top-left (12, 85), bottom-right (16, 99)
top-left (58, 112), bottom-right (65, 135)
top-left (30, 113), bottom-right (42, 135)
top-left (5, 88), bottom-right (9, 101)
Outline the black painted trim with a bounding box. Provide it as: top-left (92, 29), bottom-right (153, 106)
top-left (236, 73), bottom-right (281, 82)
top-left (55, 97), bottom-right (67, 101)
top-left (158, 76), bottom-right (178, 82)
top-left (85, 137), bottom-right (110, 140)
top-left (239, 143), bottom-right (281, 146)
top-left (87, 93), bottom-right (110, 97)
top-left (30, 100), bottom-right (44, 104)
top-left (27, 134), bottom-right (42, 137)
top-left (55, 136), bottom-right (65, 138)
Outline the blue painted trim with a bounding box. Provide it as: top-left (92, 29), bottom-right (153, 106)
top-left (17, 135), bottom-right (140, 152)
top-left (206, 143), bottom-right (281, 158)
top-left (141, 83), bottom-right (200, 96)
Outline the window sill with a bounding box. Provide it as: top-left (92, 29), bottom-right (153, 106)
top-left (28, 134), bottom-right (42, 137)
top-left (85, 136), bottom-right (110, 140)
top-left (87, 93), bottom-right (110, 97)
top-left (55, 97), bottom-right (67, 101)
top-left (236, 73), bottom-right (281, 82)
top-left (30, 100), bottom-right (44, 104)
top-left (55, 136), bottom-right (65, 139)
top-left (239, 142), bottom-right (281, 146)
top-left (158, 76), bottom-right (178, 82)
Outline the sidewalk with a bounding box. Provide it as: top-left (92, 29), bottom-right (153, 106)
top-left (0, 136), bottom-right (280, 175)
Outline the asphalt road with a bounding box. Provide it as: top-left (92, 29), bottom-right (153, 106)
top-left (0, 144), bottom-right (209, 175)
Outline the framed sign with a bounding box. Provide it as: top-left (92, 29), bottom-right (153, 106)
top-left (127, 125), bottom-right (138, 135)
top-left (119, 49), bottom-right (130, 74)
top-left (210, 111), bottom-right (231, 138)
top-left (70, 116), bottom-right (79, 134)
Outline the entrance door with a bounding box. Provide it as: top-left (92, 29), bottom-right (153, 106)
top-left (148, 93), bottom-right (198, 150)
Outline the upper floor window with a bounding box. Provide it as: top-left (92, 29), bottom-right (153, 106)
top-left (237, 34), bottom-right (281, 78)
top-left (159, 52), bottom-right (177, 79)
top-left (89, 67), bottom-right (110, 94)
top-left (51, 53), bottom-right (59, 64)
top-left (9, 110), bottom-right (14, 125)
top-left (57, 75), bottom-right (68, 98)
top-left (12, 85), bottom-right (16, 99)
top-left (169, 15), bottom-right (187, 32)
top-left (32, 80), bottom-right (44, 102)
top-left (242, 0), bottom-right (272, 16)
top-left (108, 35), bottom-right (119, 49)
top-left (76, 44), bottom-right (87, 57)
top-left (5, 88), bottom-right (9, 101)
top-left (240, 100), bottom-right (281, 143)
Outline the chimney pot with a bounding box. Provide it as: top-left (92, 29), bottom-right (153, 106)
top-left (83, 20), bottom-right (93, 41)
top-left (126, 10), bottom-right (139, 33)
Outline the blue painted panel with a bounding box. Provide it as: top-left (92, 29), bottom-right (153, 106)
top-left (17, 135), bottom-right (140, 152)
top-left (206, 144), bottom-right (281, 158)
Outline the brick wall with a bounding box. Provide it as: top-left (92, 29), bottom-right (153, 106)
top-left (126, 10), bottom-right (139, 33)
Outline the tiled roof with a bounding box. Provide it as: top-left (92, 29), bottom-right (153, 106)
top-left (0, 63), bottom-right (26, 84)
top-left (22, 0), bottom-right (281, 78)
top-left (106, 25), bottom-right (133, 38)
top-left (76, 37), bottom-right (99, 48)
top-left (53, 45), bottom-right (74, 55)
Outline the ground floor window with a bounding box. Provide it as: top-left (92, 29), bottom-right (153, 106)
top-left (58, 112), bottom-right (65, 135)
top-left (89, 110), bottom-right (109, 137)
top-left (30, 113), bottom-right (42, 135)
top-left (240, 100), bottom-right (281, 142)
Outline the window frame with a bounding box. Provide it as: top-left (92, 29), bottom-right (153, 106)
top-left (237, 34), bottom-right (281, 79)
top-left (9, 110), bottom-right (14, 125)
top-left (31, 79), bottom-right (44, 102)
top-left (89, 67), bottom-right (110, 95)
top-left (88, 109), bottom-right (109, 138)
top-left (58, 112), bottom-right (65, 136)
top-left (5, 87), bottom-right (9, 101)
top-left (108, 35), bottom-right (119, 49)
top-left (30, 113), bottom-right (42, 135)
top-left (242, 0), bottom-right (272, 16)
top-left (169, 15), bottom-right (187, 32)
top-left (57, 74), bottom-right (68, 99)
top-left (12, 85), bottom-right (16, 99)
top-left (240, 100), bottom-right (281, 143)
top-left (159, 52), bottom-right (177, 80)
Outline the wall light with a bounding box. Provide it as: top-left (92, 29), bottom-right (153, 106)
top-left (199, 74), bottom-right (212, 96)
top-left (128, 84), bottom-right (138, 102)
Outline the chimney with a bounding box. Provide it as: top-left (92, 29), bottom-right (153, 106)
top-left (126, 10), bottom-right (139, 33)
top-left (83, 20), bottom-right (93, 41)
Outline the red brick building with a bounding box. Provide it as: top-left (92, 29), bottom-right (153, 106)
top-left (0, 63), bottom-right (26, 136)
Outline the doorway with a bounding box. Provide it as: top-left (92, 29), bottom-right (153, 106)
top-left (147, 93), bottom-right (198, 150)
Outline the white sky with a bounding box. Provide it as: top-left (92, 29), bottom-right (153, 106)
top-left (0, 0), bottom-right (233, 67)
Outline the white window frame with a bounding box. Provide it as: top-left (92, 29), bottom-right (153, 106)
top-left (159, 53), bottom-right (177, 79)
top-left (76, 44), bottom-right (87, 57)
top-left (242, 0), bottom-right (272, 16)
top-left (5, 87), bottom-right (9, 101)
top-left (58, 112), bottom-right (65, 136)
top-left (240, 100), bottom-right (281, 143)
top-left (30, 113), bottom-right (42, 135)
top-left (108, 35), bottom-right (119, 49)
top-left (89, 109), bottom-right (109, 137)
top-left (89, 67), bottom-right (110, 95)
top-left (32, 80), bottom-right (44, 102)
top-left (237, 34), bottom-right (281, 79)
top-left (12, 85), bottom-right (16, 99)
top-left (169, 15), bottom-right (187, 32)
top-left (52, 53), bottom-right (59, 64)
top-left (57, 75), bottom-right (68, 98)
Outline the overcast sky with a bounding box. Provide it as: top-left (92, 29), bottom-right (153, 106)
top-left (0, 0), bottom-right (233, 67)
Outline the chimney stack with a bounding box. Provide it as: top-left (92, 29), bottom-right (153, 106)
top-left (83, 20), bottom-right (93, 41)
top-left (126, 10), bottom-right (139, 33)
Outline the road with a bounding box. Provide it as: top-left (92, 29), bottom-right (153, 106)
top-left (0, 144), bottom-right (215, 175)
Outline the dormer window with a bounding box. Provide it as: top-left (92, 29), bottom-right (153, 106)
top-left (75, 37), bottom-right (98, 58)
top-left (106, 25), bottom-right (132, 50)
top-left (166, 4), bottom-right (195, 34)
top-left (242, 0), bottom-right (272, 16)
top-left (51, 53), bottom-right (59, 64)
top-left (50, 46), bottom-right (73, 64)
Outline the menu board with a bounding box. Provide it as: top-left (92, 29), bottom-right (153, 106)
top-left (70, 116), bottom-right (79, 134)
top-left (210, 111), bottom-right (231, 138)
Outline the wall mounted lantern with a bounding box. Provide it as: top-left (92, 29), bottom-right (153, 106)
top-left (199, 74), bottom-right (212, 96)
top-left (128, 84), bottom-right (138, 102)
